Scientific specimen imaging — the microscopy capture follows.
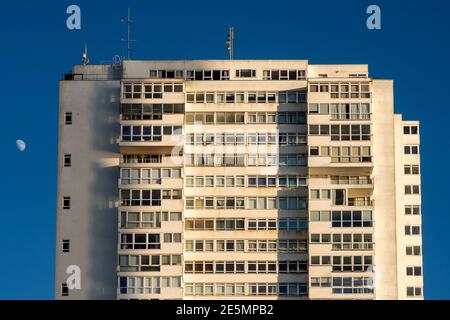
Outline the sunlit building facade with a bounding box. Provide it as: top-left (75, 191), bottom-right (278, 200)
top-left (55, 59), bottom-right (423, 300)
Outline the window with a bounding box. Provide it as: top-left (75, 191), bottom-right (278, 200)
top-left (404, 126), bottom-right (419, 135)
top-left (406, 266), bottom-right (422, 276)
top-left (235, 69), bottom-right (256, 78)
top-left (331, 211), bottom-right (372, 227)
top-left (64, 112), bottom-right (72, 125)
top-left (405, 185), bottom-right (420, 195)
top-left (120, 233), bottom-right (161, 250)
top-left (120, 189), bottom-right (162, 206)
top-left (122, 154), bottom-right (162, 164)
top-left (311, 277), bottom-right (332, 288)
top-left (406, 246), bottom-right (421, 256)
top-left (332, 189), bottom-right (346, 206)
top-left (121, 125), bottom-right (171, 142)
top-left (120, 211), bottom-right (171, 228)
top-left (332, 255), bottom-right (372, 272)
top-left (311, 189), bottom-right (331, 200)
top-left (332, 277), bottom-right (374, 294)
top-left (121, 103), bottom-right (183, 120)
top-left (407, 287), bottom-right (422, 297)
top-left (328, 124), bottom-right (371, 141)
top-left (331, 233), bottom-right (372, 250)
top-left (404, 146), bottom-right (419, 155)
top-left (185, 69), bottom-right (229, 80)
top-left (263, 70), bottom-right (307, 81)
top-left (187, 92), bottom-right (305, 105)
top-left (61, 283), bottom-right (69, 296)
top-left (149, 70), bottom-right (184, 79)
top-left (329, 146), bottom-right (371, 163)
top-left (310, 211), bottom-right (331, 222)
top-left (329, 103), bottom-right (370, 119)
top-left (405, 225), bottom-right (421, 235)
top-left (309, 104), bottom-right (319, 114)
top-left (404, 165), bottom-right (420, 175)
top-left (405, 205), bottom-right (421, 215)
top-left (62, 239), bottom-right (70, 253)
top-left (63, 197), bottom-right (71, 210)
top-left (163, 233), bottom-right (181, 243)
top-left (64, 154), bottom-right (71, 167)
top-left (310, 147), bottom-right (319, 156)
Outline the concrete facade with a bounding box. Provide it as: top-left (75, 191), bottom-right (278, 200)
top-left (55, 59), bottom-right (423, 300)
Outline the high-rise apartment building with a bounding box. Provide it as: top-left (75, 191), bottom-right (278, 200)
top-left (55, 59), bottom-right (423, 300)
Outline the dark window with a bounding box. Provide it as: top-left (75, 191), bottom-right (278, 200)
top-left (62, 240), bottom-right (70, 252)
top-left (63, 197), bottom-right (71, 210)
top-left (236, 69), bottom-right (256, 78)
top-left (310, 147), bottom-right (319, 156)
top-left (212, 70), bottom-right (221, 80)
top-left (61, 283), bottom-right (69, 296)
top-left (65, 112), bottom-right (72, 125)
top-left (163, 126), bottom-right (172, 135)
top-left (195, 71), bottom-right (203, 80)
top-left (334, 190), bottom-right (345, 205)
top-left (64, 154), bottom-right (71, 167)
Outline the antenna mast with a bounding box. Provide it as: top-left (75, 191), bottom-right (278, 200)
top-left (121, 8), bottom-right (136, 60)
top-left (82, 43), bottom-right (89, 65)
top-left (226, 26), bottom-right (234, 60)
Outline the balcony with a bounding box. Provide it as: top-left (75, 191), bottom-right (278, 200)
top-left (309, 157), bottom-right (373, 176)
top-left (347, 198), bottom-right (373, 207)
top-left (330, 156), bottom-right (372, 164)
top-left (118, 178), bottom-right (183, 190)
top-left (120, 154), bottom-right (184, 168)
top-left (119, 103), bottom-right (184, 124)
top-left (119, 135), bottom-right (184, 147)
top-left (332, 243), bottom-right (374, 251)
top-left (119, 177), bottom-right (161, 185)
top-left (330, 176), bottom-right (373, 186)
top-left (121, 83), bottom-right (185, 104)
top-left (120, 154), bottom-right (163, 164)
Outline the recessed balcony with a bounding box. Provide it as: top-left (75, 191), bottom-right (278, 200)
top-left (347, 198), bottom-right (373, 207)
top-left (119, 135), bottom-right (184, 147)
top-left (309, 156), bottom-right (372, 167)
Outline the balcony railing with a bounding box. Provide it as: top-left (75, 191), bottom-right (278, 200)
top-left (330, 113), bottom-right (371, 120)
top-left (348, 199), bottom-right (373, 207)
top-left (119, 178), bottom-right (162, 185)
top-left (118, 265), bottom-right (161, 272)
top-left (120, 222), bottom-right (161, 229)
top-left (331, 221), bottom-right (373, 228)
top-left (121, 136), bottom-right (162, 142)
top-left (120, 243), bottom-right (161, 250)
top-left (120, 199), bottom-right (162, 207)
top-left (330, 177), bottom-right (373, 185)
top-left (332, 243), bottom-right (374, 250)
top-left (118, 287), bottom-right (161, 295)
top-left (331, 156), bottom-right (372, 163)
top-left (121, 113), bottom-right (163, 121)
top-left (121, 155), bottom-right (163, 164)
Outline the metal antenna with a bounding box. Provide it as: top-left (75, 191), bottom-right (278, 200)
top-left (226, 26), bottom-right (234, 60)
top-left (82, 43), bottom-right (89, 65)
top-left (121, 8), bottom-right (136, 60)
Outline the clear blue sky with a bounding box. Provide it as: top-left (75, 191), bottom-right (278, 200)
top-left (0, 0), bottom-right (448, 299)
